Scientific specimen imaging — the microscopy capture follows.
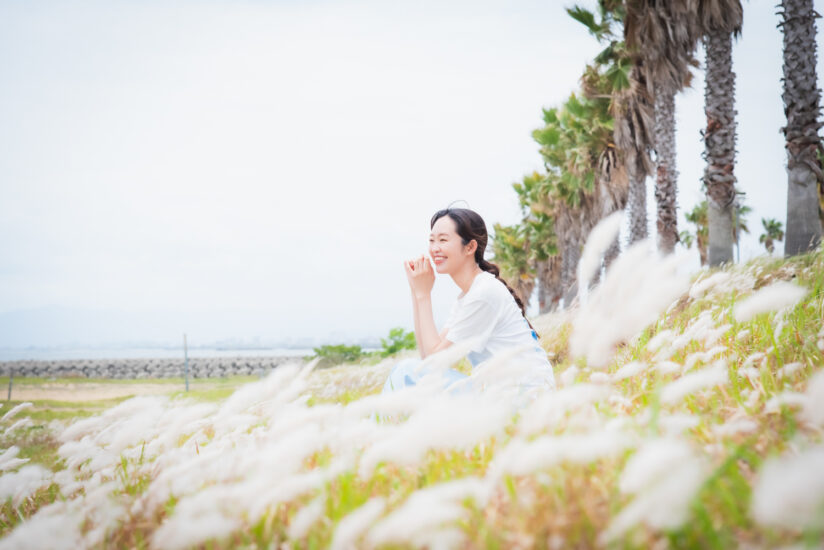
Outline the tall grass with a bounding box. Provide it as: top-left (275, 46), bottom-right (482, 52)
top-left (0, 246), bottom-right (822, 549)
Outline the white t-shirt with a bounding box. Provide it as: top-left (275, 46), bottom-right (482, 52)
top-left (443, 271), bottom-right (555, 388)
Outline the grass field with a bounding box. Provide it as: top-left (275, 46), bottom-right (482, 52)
top-left (0, 245), bottom-right (822, 549)
top-left (0, 375), bottom-right (262, 404)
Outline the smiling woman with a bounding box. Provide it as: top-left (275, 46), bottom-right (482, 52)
top-left (382, 207), bottom-right (555, 394)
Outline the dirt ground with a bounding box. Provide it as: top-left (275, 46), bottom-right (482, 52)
top-left (9, 381), bottom-right (199, 402)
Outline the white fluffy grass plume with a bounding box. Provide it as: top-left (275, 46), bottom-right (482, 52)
top-left (801, 370), bottom-right (824, 426)
top-left (365, 478), bottom-right (489, 547)
top-left (0, 402), bottom-right (32, 423)
top-left (0, 464), bottom-right (52, 506)
top-left (488, 429), bottom-right (633, 478)
top-left (660, 362), bottom-right (729, 405)
top-left (330, 497), bottom-right (386, 550)
top-left (751, 445), bottom-right (824, 530)
top-left (577, 211), bottom-right (624, 293)
top-left (602, 438), bottom-right (710, 542)
top-left (570, 240), bottom-right (690, 369)
top-left (0, 504), bottom-right (84, 550)
top-left (357, 393), bottom-right (510, 477)
top-left (0, 446), bottom-right (29, 472)
top-left (733, 281), bottom-right (808, 323)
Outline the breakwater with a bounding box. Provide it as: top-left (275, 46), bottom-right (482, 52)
top-left (0, 356), bottom-right (305, 379)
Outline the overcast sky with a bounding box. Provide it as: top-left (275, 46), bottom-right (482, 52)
top-left (1, 0), bottom-right (822, 348)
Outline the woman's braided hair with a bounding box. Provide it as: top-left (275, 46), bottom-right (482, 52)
top-left (430, 207), bottom-right (537, 334)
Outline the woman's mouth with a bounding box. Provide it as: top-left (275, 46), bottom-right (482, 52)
top-left (432, 256), bottom-right (446, 266)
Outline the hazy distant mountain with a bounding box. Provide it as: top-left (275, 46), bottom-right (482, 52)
top-left (0, 306), bottom-right (378, 349)
top-left (0, 306), bottom-right (190, 348)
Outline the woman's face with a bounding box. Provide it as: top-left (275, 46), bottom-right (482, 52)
top-left (429, 215), bottom-right (474, 274)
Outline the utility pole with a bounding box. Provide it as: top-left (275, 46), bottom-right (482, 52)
top-left (183, 333), bottom-right (189, 392)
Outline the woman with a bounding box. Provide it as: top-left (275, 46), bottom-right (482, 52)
top-left (382, 207), bottom-right (555, 394)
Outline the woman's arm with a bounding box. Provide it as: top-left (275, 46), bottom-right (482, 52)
top-left (412, 292), bottom-right (452, 358)
top-left (405, 256), bottom-right (452, 358)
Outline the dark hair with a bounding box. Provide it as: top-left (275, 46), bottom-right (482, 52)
top-left (430, 207), bottom-right (537, 334)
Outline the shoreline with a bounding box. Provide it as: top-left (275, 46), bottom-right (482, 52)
top-left (0, 355), bottom-right (307, 379)
top-left (0, 347), bottom-right (316, 362)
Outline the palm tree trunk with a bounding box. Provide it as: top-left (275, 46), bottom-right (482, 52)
top-left (604, 235), bottom-right (620, 270)
top-left (548, 256), bottom-right (562, 312)
top-left (560, 231), bottom-right (581, 309)
top-left (654, 87), bottom-right (679, 253)
top-left (703, 29), bottom-right (737, 266)
top-left (537, 260), bottom-right (548, 314)
top-left (698, 236), bottom-right (708, 266)
top-left (516, 278), bottom-right (534, 312)
top-left (780, 0), bottom-right (823, 256)
top-left (707, 200), bottom-right (733, 265)
top-left (627, 161), bottom-right (648, 244)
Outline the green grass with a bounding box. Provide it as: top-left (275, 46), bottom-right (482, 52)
top-left (0, 375), bottom-right (262, 386)
top-left (170, 386), bottom-right (243, 402)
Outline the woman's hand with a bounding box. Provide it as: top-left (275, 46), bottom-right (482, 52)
top-left (404, 255), bottom-right (435, 299)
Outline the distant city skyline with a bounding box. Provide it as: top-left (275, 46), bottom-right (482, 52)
top-left (1, 0), bottom-right (822, 352)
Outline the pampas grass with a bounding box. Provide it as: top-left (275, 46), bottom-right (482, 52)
top-left (602, 438), bottom-right (710, 542)
top-left (801, 370), bottom-right (824, 426)
top-left (0, 465), bottom-right (52, 506)
top-left (733, 281), bottom-right (808, 323)
top-left (0, 503), bottom-right (83, 550)
top-left (569, 240), bottom-right (690, 369)
top-left (365, 478), bottom-right (489, 547)
top-left (752, 445), bottom-right (824, 530)
top-left (0, 447), bottom-right (28, 472)
top-left (489, 430), bottom-right (633, 478)
top-left (577, 211), bottom-right (624, 294)
top-left (0, 248), bottom-right (822, 548)
top-left (330, 497), bottom-right (386, 550)
top-left (0, 403), bottom-right (32, 423)
top-left (357, 393), bottom-right (510, 477)
top-left (660, 361), bottom-right (728, 405)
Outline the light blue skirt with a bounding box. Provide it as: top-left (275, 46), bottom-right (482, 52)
top-left (381, 357), bottom-right (471, 395)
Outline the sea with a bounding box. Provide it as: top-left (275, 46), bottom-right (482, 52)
top-left (0, 347), bottom-right (316, 362)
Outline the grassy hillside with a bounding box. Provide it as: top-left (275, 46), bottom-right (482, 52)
top-left (0, 247), bottom-right (822, 549)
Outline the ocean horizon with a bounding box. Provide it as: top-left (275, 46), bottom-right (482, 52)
top-left (0, 346), bottom-right (320, 362)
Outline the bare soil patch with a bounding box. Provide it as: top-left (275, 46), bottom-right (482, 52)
top-left (11, 382), bottom-right (189, 402)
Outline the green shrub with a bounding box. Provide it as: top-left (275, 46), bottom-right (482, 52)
top-left (379, 327), bottom-right (417, 357)
top-left (311, 344), bottom-right (364, 367)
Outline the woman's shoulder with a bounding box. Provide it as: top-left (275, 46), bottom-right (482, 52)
top-left (464, 271), bottom-right (513, 304)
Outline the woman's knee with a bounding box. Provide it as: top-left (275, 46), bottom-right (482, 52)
top-left (389, 357), bottom-right (418, 376)
top-left (384, 358), bottom-right (422, 392)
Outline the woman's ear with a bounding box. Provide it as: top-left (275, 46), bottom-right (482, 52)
top-left (465, 239), bottom-right (478, 256)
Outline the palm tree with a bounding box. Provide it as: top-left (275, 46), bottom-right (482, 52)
top-left (579, 62), bottom-right (631, 269)
top-left (682, 197), bottom-right (747, 266)
top-left (779, 0), bottom-right (823, 256)
top-left (491, 223), bottom-right (535, 309)
top-left (538, 256), bottom-right (563, 312)
top-left (698, 0), bottom-right (743, 266)
top-left (732, 201), bottom-right (751, 240)
top-left (623, 0), bottom-right (700, 254)
top-left (616, 82), bottom-right (651, 252)
top-left (651, 87), bottom-right (681, 253)
top-left (568, 3), bottom-right (654, 246)
top-left (759, 218), bottom-right (785, 254)
top-left (679, 230), bottom-right (695, 250)
top-left (732, 197), bottom-right (751, 262)
top-left (532, 93), bottom-right (616, 306)
top-left (684, 201), bottom-right (709, 266)
top-left (513, 172), bottom-right (560, 313)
